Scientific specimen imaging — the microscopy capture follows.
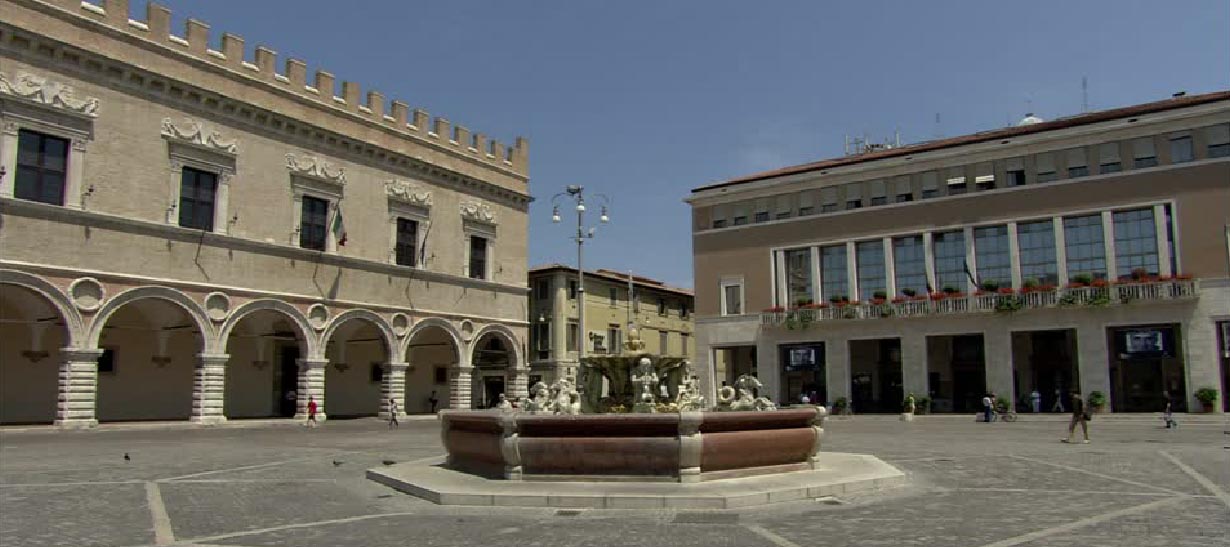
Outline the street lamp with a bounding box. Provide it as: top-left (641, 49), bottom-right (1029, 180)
top-left (550, 185), bottom-right (610, 369)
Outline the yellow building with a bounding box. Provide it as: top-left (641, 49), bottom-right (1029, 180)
top-left (0, 0), bottom-right (530, 426)
top-left (527, 265), bottom-right (694, 385)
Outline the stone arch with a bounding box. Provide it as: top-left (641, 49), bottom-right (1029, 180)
top-left (318, 309), bottom-right (397, 361)
top-left (401, 317), bottom-right (464, 363)
top-left (469, 323), bottom-right (524, 370)
top-left (86, 286), bottom-right (215, 353)
top-left (0, 269), bottom-right (85, 347)
top-left (218, 299), bottom-right (317, 358)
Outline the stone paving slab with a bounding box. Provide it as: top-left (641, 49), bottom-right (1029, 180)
top-left (366, 453), bottom-right (905, 509)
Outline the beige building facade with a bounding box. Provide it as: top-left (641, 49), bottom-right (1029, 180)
top-left (527, 265), bottom-right (694, 386)
top-left (688, 92), bottom-right (1230, 414)
top-left (0, 0), bottom-right (531, 426)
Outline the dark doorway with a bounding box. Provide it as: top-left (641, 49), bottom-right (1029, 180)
top-left (276, 344), bottom-right (300, 417)
top-left (483, 376), bottom-right (505, 408)
top-left (1011, 330), bottom-right (1078, 412)
top-left (1108, 324), bottom-right (1185, 412)
top-left (779, 343), bottom-right (825, 405)
top-left (926, 334), bottom-right (986, 413)
top-left (849, 339), bottom-right (902, 413)
top-left (1220, 322), bottom-right (1230, 413)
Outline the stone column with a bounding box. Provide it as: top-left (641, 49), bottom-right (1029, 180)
top-left (449, 366), bottom-right (474, 410)
top-left (826, 340), bottom-right (851, 406)
top-left (296, 358), bottom-right (328, 421)
top-left (0, 122), bottom-right (19, 199)
top-left (900, 334), bottom-right (928, 401)
top-left (1183, 317), bottom-right (1222, 414)
top-left (755, 338), bottom-right (780, 403)
top-left (508, 367), bottom-right (530, 400)
top-left (1075, 325), bottom-right (1112, 412)
top-left (380, 362), bottom-right (408, 419)
top-left (55, 348), bottom-right (102, 429)
top-left (190, 353), bottom-right (229, 424)
top-left (677, 412), bottom-right (704, 483)
top-left (984, 329), bottom-right (1014, 408)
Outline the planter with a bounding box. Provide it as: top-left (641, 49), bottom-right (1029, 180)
top-left (1201, 402), bottom-right (1214, 413)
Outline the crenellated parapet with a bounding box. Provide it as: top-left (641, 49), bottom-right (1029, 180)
top-left (29, 0), bottom-right (529, 178)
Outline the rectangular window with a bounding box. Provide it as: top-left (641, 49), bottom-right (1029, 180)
top-left (774, 195), bottom-right (793, 220)
top-left (468, 235), bottom-right (488, 280)
top-left (721, 282), bottom-right (743, 315)
top-left (1133, 137), bottom-right (1158, 168)
top-left (97, 348), bottom-right (116, 374)
top-left (974, 225), bottom-right (1012, 288)
top-left (567, 280), bottom-right (578, 300)
top-left (821, 203), bottom-right (840, 213)
top-left (395, 217), bottom-right (418, 267)
top-left (855, 240), bottom-right (886, 301)
top-left (178, 166), bottom-right (217, 231)
top-left (1067, 166), bottom-right (1089, 178)
top-left (820, 245), bottom-right (848, 301)
top-left (895, 193), bottom-right (913, 203)
top-left (680, 333), bottom-right (689, 355)
top-left (1113, 208), bottom-right (1159, 279)
top-left (607, 324), bottom-right (622, 354)
top-left (609, 286), bottom-right (618, 306)
top-left (892, 236), bottom-right (927, 297)
top-left (1006, 170), bottom-right (1026, 186)
top-left (1206, 124), bottom-right (1230, 158)
top-left (753, 198), bottom-right (770, 223)
top-left (533, 322), bottom-right (550, 359)
top-left (15, 129), bottom-right (69, 206)
top-left (566, 322), bottom-right (579, 352)
top-left (973, 163), bottom-right (995, 190)
top-left (712, 219), bottom-right (728, 229)
top-left (1017, 220), bottom-right (1057, 286)
top-left (753, 211), bottom-right (770, 223)
top-left (1035, 153), bottom-right (1057, 183)
top-left (921, 172), bottom-right (939, 198)
top-left (535, 278), bottom-right (550, 300)
top-left (731, 203), bottom-right (748, 226)
top-left (299, 196), bottom-right (329, 251)
top-left (870, 196), bottom-right (887, 206)
top-left (868, 180), bottom-right (887, 206)
top-left (846, 199), bottom-right (862, 210)
top-left (680, 303), bottom-right (689, 319)
top-left (1063, 214), bottom-right (1106, 280)
top-left (1169, 135), bottom-right (1194, 163)
top-left (1099, 142), bottom-right (1122, 173)
top-left (933, 230), bottom-right (966, 292)
top-left (659, 330), bottom-right (669, 354)
top-left (1065, 148), bottom-right (1088, 179)
top-left (657, 298), bottom-right (667, 315)
top-left (1002, 157), bottom-right (1025, 187)
top-left (784, 248), bottom-right (814, 306)
top-left (797, 191), bottom-right (816, 216)
top-left (710, 204), bottom-right (728, 229)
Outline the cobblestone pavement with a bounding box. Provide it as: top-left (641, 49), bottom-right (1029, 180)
top-left (1, 417), bottom-right (1226, 547)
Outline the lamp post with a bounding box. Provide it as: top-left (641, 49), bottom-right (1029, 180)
top-left (551, 185), bottom-right (609, 372)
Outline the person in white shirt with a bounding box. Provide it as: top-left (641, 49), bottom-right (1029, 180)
top-left (1030, 390), bottom-right (1042, 413)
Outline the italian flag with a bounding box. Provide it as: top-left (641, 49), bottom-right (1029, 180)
top-left (332, 207), bottom-right (348, 246)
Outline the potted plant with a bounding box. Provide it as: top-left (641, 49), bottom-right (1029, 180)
top-left (832, 397), bottom-right (851, 415)
top-left (901, 288), bottom-right (917, 298)
top-left (994, 396), bottom-right (1011, 413)
top-left (1087, 390), bottom-right (1108, 413)
top-left (1194, 387), bottom-right (1219, 412)
top-left (1070, 273), bottom-right (1093, 287)
top-left (871, 290), bottom-right (888, 304)
top-left (1022, 278), bottom-right (1039, 292)
top-left (979, 280), bottom-right (999, 293)
top-left (942, 285), bottom-right (959, 295)
top-left (915, 396), bottom-right (931, 415)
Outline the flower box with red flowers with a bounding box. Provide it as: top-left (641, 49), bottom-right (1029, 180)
top-left (997, 287), bottom-right (1015, 295)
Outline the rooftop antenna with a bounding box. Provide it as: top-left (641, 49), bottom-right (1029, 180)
top-left (933, 112), bottom-right (941, 139)
top-left (1082, 76), bottom-right (1089, 113)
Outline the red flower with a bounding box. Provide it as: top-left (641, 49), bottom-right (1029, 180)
top-left (764, 306), bottom-right (785, 313)
top-left (997, 287), bottom-right (1015, 295)
top-left (1174, 273), bottom-right (1192, 280)
top-left (1067, 282), bottom-right (1087, 289)
top-left (891, 297), bottom-right (906, 304)
top-left (1091, 279), bottom-right (1109, 288)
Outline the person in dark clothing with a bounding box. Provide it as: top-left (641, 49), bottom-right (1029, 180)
top-left (1062, 391), bottom-right (1089, 443)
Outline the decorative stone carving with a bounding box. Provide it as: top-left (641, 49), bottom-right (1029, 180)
top-left (522, 381), bottom-right (550, 413)
top-left (286, 153), bottom-right (346, 184)
top-left (306, 304), bottom-right (329, 331)
top-left (730, 374), bottom-right (777, 412)
top-left (161, 117), bottom-right (238, 154)
top-left (385, 180), bottom-right (432, 207)
top-left (459, 320), bottom-right (475, 341)
top-left (390, 313), bottom-right (411, 337)
top-left (632, 357), bottom-right (660, 413)
top-left (0, 71), bottom-right (100, 117)
top-left (68, 278), bottom-right (104, 312)
top-left (203, 292), bottom-right (231, 322)
top-left (459, 201), bottom-right (496, 224)
top-left (675, 373), bottom-right (706, 412)
top-left (548, 376), bottom-right (581, 415)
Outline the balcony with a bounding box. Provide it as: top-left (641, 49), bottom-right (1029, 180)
top-left (760, 278), bottom-right (1200, 328)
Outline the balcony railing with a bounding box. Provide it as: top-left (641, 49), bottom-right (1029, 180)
top-left (760, 278), bottom-right (1200, 328)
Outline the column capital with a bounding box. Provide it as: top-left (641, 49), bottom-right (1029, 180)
top-left (197, 353), bottom-right (231, 366)
top-left (297, 358), bottom-right (329, 369)
top-left (61, 347), bottom-right (104, 362)
top-left (384, 362), bottom-right (409, 371)
top-left (454, 365), bottom-right (475, 374)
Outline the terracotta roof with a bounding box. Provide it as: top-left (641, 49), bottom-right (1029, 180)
top-left (692, 90), bottom-right (1230, 194)
top-left (528, 264), bottom-right (694, 296)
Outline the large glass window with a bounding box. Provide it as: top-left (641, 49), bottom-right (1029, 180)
top-left (15, 129), bottom-right (68, 206)
top-left (785, 248), bottom-right (814, 305)
top-left (395, 217), bottom-right (418, 266)
top-left (566, 322), bottom-right (578, 352)
top-left (933, 230), bottom-right (966, 292)
top-left (892, 236), bottom-right (927, 296)
top-left (1064, 214), bottom-right (1106, 280)
top-left (468, 235), bottom-right (488, 280)
top-left (178, 166), bottom-right (217, 231)
top-left (721, 282), bottom-right (743, 315)
top-left (974, 225), bottom-right (1011, 288)
top-left (1113, 208), bottom-right (1159, 278)
top-left (820, 245), bottom-right (848, 301)
top-left (856, 240), bottom-right (886, 300)
top-left (1017, 220), bottom-right (1057, 285)
top-left (299, 196), bottom-right (329, 251)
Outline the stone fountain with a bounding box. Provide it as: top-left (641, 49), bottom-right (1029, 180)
top-left (367, 322), bottom-right (904, 508)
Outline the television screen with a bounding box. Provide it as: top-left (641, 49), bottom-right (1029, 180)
top-left (1124, 330), bottom-right (1164, 354)
top-left (789, 348), bottom-right (815, 366)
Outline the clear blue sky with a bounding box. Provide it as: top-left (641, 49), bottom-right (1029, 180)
top-left (150, 0), bottom-right (1229, 288)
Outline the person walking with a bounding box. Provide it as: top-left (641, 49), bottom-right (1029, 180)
top-left (1162, 391), bottom-right (1177, 429)
top-left (427, 390), bottom-right (439, 413)
top-left (306, 396), bottom-right (318, 428)
top-left (387, 398), bottom-right (400, 429)
top-left (1030, 389), bottom-right (1042, 413)
top-left (981, 393), bottom-right (994, 423)
top-left (1062, 390), bottom-right (1090, 443)
top-left (1051, 388), bottom-right (1065, 413)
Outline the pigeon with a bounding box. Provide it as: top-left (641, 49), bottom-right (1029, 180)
top-left (123, 452), bottom-right (130, 462)
top-left (382, 460), bottom-right (396, 466)
top-left (332, 460), bottom-right (344, 466)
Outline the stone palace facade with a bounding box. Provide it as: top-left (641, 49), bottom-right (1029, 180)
top-left (0, 0), bottom-right (531, 426)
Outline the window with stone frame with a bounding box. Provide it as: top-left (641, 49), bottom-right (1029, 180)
top-left (178, 166), bottom-right (218, 232)
top-left (162, 118), bottom-right (238, 234)
top-left (855, 240), bottom-right (886, 300)
top-left (0, 71), bottom-right (97, 209)
top-left (892, 235), bottom-right (927, 296)
top-left (468, 235), bottom-right (489, 280)
top-left (820, 245), bottom-right (848, 301)
top-left (974, 225), bottom-right (1012, 288)
top-left (721, 279), bottom-right (744, 315)
top-left (14, 129), bottom-right (68, 206)
top-left (288, 154), bottom-right (345, 252)
top-left (932, 230), bottom-right (966, 292)
top-left (1113, 208), bottom-right (1160, 278)
top-left (394, 217), bottom-right (419, 267)
top-left (1017, 220), bottom-right (1058, 286)
top-left (1063, 214), bottom-right (1107, 280)
top-left (299, 196), bottom-right (329, 251)
top-left (461, 202), bottom-right (498, 280)
top-left (785, 248), bottom-right (814, 306)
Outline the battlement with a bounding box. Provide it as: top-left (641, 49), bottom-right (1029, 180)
top-left (43, 0), bottom-right (528, 177)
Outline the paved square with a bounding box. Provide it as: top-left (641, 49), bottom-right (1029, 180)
top-left (1, 417), bottom-right (1226, 547)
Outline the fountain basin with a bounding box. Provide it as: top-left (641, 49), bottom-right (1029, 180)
top-left (440, 407), bottom-right (824, 483)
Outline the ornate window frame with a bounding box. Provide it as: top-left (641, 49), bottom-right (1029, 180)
top-left (286, 153), bottom-right (346, 253)
top-left (385, 179), bottom-right (432, 267)
top-left (0, 70), bottom-right (98, 209)
top-left (161, 117), bottom-right (238, 234)
top-left (460, 201), bottom-right (497, 280)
